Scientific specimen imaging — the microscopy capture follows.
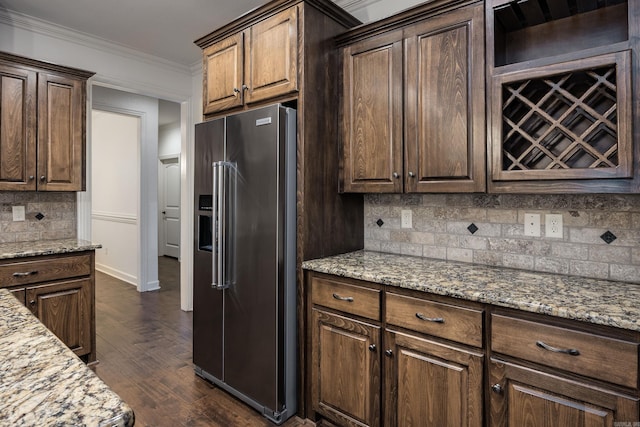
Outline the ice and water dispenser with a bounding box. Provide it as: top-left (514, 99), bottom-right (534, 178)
top-left (198, 195), bottom-right (212, 252)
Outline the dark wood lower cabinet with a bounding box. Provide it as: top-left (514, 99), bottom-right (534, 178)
top-left (306, 271), bottom-right (639, 427)
top-left (311, 308), bottom-right (381, 427)
top-left (26, 278), bottom-right (92, 359)
top-left (2, 251), bottom-right (96, 363)
top-left (384, 330), bottom-right (484, 427)
top-left (489, 359), bottom-right (640, 427)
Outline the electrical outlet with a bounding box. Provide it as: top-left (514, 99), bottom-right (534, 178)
top-left (524, 213), bottom-right (540, 237)
top-left (401, 210), bottom-right (412, 229)
top-left (545, 214), bottom-right (563, 238)
top-left (12, 206), bottom-right (25, 222)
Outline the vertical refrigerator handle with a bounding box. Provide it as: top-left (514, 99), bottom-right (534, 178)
top-left (212, 161), bottom-right (225, 289)
top-left (212, 161), bottom-right (235, 290)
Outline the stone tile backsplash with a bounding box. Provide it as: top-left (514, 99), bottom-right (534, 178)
top-left (364, 194), bottom-right (640, 283)
top-left (0, 192), bottom-right (76, 243)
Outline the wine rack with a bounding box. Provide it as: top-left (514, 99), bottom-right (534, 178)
top-left (491, 51), bottom-right (632, 181)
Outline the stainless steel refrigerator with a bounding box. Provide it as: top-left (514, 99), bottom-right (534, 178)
top-left (193, 104), bottom-right (297, 424)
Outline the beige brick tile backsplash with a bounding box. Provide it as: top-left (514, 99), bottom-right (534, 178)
top-left (0, 192), bottom-right (76, 243)
top-left (364, 194), bottom-right (640, 283)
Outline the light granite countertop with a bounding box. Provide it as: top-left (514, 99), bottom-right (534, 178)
top-left (302, 250), bottom-right (640, 332)
top-left (0, 289), bottom-right (134, 426)
top-left (0, 239), bottom-right (101, 260)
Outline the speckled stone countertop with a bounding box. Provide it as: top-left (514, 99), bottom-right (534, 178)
top-left (302, 250), bottom-right (640, 332)
top-left (0, 239), bottom-right (101, 260)
top-left (0, 290), bottom-right (134, 426)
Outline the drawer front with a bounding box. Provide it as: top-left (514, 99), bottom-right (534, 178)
top-left (491, 314), bottom-right (639, 389)
top-left (386, 293), bottom-right (483, 347)
top-left (311, 276), bottom-right (380, 321)
top-left (0, 254), bottom-right (92, 287)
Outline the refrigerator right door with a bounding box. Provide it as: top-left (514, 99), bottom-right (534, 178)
top-left (223, 104), bottom-right (284, 411)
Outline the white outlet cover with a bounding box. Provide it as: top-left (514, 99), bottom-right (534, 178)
top-left (524, 213), bottom-right (540, 237)
top-left (401, 210), bottom-right (412, 229)
top-left (545, 214), bottom-right (563, 238)
top-left (12, 206), bottom-right (25, 222)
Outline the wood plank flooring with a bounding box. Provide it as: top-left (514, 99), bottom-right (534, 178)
top-left (91, 257), bottom-right (312, 427)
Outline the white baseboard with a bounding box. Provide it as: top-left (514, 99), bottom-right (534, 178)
top-left (96, 263), bottom-right (137, 287)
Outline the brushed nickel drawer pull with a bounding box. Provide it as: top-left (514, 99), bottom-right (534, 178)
top-left (416, 312), bottom-right (444, 323)
top-left (536, 340), bottom-right (580, 356)
top-left (332, 293), bottom-right (354, 302)
top-left (13, 271), bottom-right (38, 277)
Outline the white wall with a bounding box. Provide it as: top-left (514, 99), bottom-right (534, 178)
top-left (0, 9), bottom-right (194, 299)
top-left (92, 85), bottom-right (161, 292)
top-left (159, 123), bottom-right (181, 158)
top-left (91, 110), bottom-right (139, 285)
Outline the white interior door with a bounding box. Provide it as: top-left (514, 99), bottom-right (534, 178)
top-left (160, 157), bottom-right (180, 259)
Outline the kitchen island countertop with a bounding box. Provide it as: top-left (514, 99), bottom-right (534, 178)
top-left (0, 289), bottom-right (134, 426)
top-left (0, 238), bottom-right (101, 260)
top-left (302, 250), bottom-right (640, 332)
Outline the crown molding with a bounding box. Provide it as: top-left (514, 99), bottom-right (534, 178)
top-left (0, 9), bottom-right (192, 76)
top-left (333, 0), bottom-right (381, 12)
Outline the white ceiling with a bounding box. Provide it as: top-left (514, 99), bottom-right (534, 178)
top-left (0, 0), bottom-right (269, 66)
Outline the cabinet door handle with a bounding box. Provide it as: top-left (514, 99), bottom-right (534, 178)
top-left (40, 176), bottom-right (46, 182)
top-left (13, 271), bottom-right (38, 277)
top-left (415, 312), bottom-right (444, 323)
top-left (368, 344), bottom-right (376, 352)
top-left (29, 299), bottom-right (36, 306)
top-left (392, 172), bottom-right (400, 179)
top-left (536, 340), bottom-right (580, 356)
top-left (233, 87), bottom-right (240, 94)
top-left (491, 384), bottom-right (503, 394)
top-left (332, 293), bottom-right (354, 302)
top-left (385, 349), bottom-right (393, 357)
top-left (408, 171), bottom-right (416, 177)
top-left (28, 175), bottom-right (34, 180)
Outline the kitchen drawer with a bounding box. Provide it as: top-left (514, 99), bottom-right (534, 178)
top-left (0, 254), bottom-right (92, 287)
top-left (491, 314), bottom-right (639, 389)
top-left (386, 292), bottom-right (483, 347)
top-left (311, 276), bottom-right (381, 321)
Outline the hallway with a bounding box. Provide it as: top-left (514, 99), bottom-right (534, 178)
top-left (91, 257), bottom-right (309, 426)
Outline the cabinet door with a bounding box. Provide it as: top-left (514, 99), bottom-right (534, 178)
top-left (203, 32), bottom-right (245, 114)
top-left (384, 330), bottom-right (483, 427)
top-left (340, 30), bottom-right (404, 193)
top-left (489, 358), bottom-right (640, 427)
top-left (37, 72), bottom-right (84, 191)
top-left (311, 308), bottom-right (381, 427)
top-left (0, 62), bottom-right (37, 191)
top-left (405, 4), bottom-right (485, 193)
top-left (244, 6), bottom-right (298, 104)
top-left (27, 278), bottom-right (92, 358)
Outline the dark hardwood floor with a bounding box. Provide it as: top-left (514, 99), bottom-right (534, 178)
top-left (91, 256), bottom-right (312, 427)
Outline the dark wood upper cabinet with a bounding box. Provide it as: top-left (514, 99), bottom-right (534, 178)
top-left (339, 1), bottom-right (486, 194)
top-left (340, 30), bottom-right (404, 193)
top-left (200, 5), bottom-right (299, 115)
top-left (0, 62), bottom-right (37, 190)
top-left (486, 0), bottom-right (640, 193)
top-left (404, 4), bottom-right (485, 193)
top-left (0, 52), bottom-right (93, 192)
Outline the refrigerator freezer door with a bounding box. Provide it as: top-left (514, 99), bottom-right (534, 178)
top-left (193, 118), bottom-right (225, 380)
top-left (223, 104), bottom-right (285, 411)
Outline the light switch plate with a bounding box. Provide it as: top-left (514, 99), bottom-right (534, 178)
top-left (12, 206), bottom-right (25, 222)
top-left (524, 213), bottom-right (540, 237)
